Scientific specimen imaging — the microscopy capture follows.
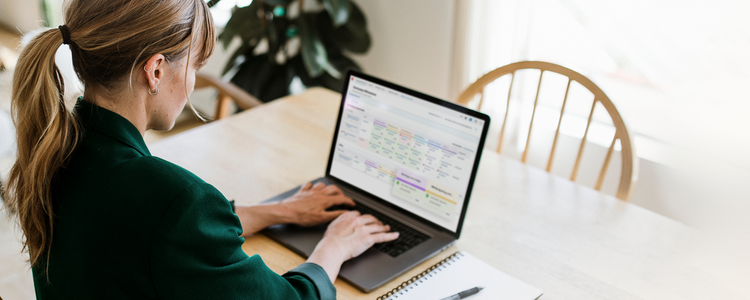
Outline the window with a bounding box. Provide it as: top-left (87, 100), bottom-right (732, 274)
top-left (208, 0), bottom-right (254, 27)
top-left (463, 0), bottom-right (750, 170)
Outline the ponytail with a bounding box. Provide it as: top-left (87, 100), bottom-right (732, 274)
top-left (4, 27), bottom-right (81, 268)
top-left (3, 0), bottom-right (215, 271)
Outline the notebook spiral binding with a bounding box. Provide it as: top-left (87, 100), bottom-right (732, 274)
top-left (376, 251), bottom-right (460, 300)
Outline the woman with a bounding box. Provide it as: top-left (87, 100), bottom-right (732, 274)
top-left (2, 0), bottom-right (398, 299)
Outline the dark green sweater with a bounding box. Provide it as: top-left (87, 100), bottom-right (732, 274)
top-left (32, 99), bottom-right (335, 299)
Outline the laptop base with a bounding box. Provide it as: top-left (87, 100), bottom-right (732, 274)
top-left (261, 177), bottom-right (456, 292)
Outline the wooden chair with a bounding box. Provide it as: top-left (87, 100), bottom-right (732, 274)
top-left (456, 61), bottom-right (638, 201)
top-left (194, 72), bottom-right (264, 120)
top-left (0, 44), bottom-right (18, 71)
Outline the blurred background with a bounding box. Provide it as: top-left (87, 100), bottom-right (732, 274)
top-left (2, 0), bottom-right (749, 298)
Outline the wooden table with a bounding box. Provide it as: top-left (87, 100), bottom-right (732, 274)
top-left (150, 88), bottom-right (745, 299)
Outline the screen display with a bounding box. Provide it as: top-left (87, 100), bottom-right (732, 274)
top-left (329, 74), bottom-right (486, 232)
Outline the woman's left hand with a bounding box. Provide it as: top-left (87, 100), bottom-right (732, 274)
top-left (278, 182), bottom-right (356, 227)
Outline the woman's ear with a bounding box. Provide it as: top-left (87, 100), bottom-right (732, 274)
top-left (142, 54), bottom-right (166, 93)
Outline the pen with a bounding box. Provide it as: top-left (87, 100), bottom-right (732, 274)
top-left (439, 286), bottom-right (485, 300)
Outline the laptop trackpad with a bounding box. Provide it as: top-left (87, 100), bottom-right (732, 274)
top-left (264, 223), bottom-right (326, 257)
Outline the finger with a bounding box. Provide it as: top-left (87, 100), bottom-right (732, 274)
top-left (355, 214), bottom-right (380, 226)
top-left (326, 194), bottom-right (356, 207)
top-left (361, 223), bottom-right (390, 234)
top-left (361, 215), bottom-right (384, 226)
top-left (323, 184), bottom-right (344, 195)
top-left (320, 210), bottom-right (349, 222)
top-left (312, 182), bottom-right (326, 190)
top-left (371, 232), bottom-right (400, 244)
top-left (299, 182), bottom-right (313, 191)
top-left (328, 210), bottom-right (358, 227)
top-left (336, 210), bottom-right (360, 223)
top-left (342, 210), bottom-right (360, 218)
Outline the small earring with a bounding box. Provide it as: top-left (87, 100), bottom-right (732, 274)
top-left (148, 86), bottom-right (159, 96)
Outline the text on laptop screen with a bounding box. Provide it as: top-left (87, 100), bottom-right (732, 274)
top-left (330, 75), bottom-right (485, 232)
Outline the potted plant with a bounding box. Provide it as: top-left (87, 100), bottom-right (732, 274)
top-left (215, 0), bottom-right (371, 102)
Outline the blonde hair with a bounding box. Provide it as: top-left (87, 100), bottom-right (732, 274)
top-left (2, 0), bottom-right (215, 269)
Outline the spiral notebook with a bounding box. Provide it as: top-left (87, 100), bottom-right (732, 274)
top-left (376, 251), bottom-right (543, 300)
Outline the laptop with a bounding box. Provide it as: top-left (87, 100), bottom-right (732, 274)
top-left (262, 70), bottom-right (490, 292)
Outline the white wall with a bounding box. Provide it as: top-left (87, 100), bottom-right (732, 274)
top-left (0, 0), bottom-right (42, 33)
top-left (350, 0), bottom-right (456, 100)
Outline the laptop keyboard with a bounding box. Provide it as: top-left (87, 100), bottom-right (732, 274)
top-left (328, 203), bottom-right (431, 258)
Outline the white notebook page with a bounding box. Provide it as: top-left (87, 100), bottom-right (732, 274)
top-left (383, 251), bottom-right (543, 300)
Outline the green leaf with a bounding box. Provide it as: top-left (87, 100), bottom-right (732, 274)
top-left (338, 1), bottom-right (370, 53)
top-left (322, 0), bottom-right (351, 27)
top-left (229, 53), bottom-right (265, 102)
top-left (266, 8), bottom-right (288, 65)
top-left (298, 15), bottom-right (324, 77)
top-left (262, 0), bottom-right (293, 6)
top-left (343, 1), bottom-right (368, 33)
top-left (316, 2), bottom-right (370, 54)
top-left (222, 42), bottom-right (253, 76)
top-left (239, 27), bottom-right (266, 46)
top-left (230, 53), bottom-right (291, 102)
top-left (290, 55), bottom-right (322, 87)
top-left (320, 50), bottom-right (360, 91)
top-left (219, 2), bottom-right (263, 50)
top-left (319, 73), bottom-right (345, 92)
top-left (327, 51), bottom-right (361, 74)
top-left (289, 55), bottom-right (342, 92)
top-left (298, 14), bottom-right (342, 79)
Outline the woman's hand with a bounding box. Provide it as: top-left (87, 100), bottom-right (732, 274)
top-left (321, 211), bottom-right (399, 259)
top-left (233, 182), bottom-right (354, 236)
top-left (279, 182), bottom-right (356, 227)
top-left (307, 211), bottom-right (400, 283)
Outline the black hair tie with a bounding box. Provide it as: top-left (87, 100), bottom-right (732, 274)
top-left (58, 25), bottom-right (72, 45)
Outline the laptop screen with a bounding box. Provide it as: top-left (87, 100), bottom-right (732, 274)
top-left (328, 71), bottom-right (489, 233)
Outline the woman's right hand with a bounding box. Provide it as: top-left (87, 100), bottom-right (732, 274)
top-left (306, 211), bottom-right (400, 283)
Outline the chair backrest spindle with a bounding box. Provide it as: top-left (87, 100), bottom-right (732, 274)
top-left (496, 71), bottom-right (516, 154)
top-left (522, 71), bottom-right (545, 163)
top-left (547, 78), bottom-right (572, 172)
top-left (596, 134), bottom-right (618, 191)
top-left (477, 87), bottom-right (486, 111)
top-left (571, 99), bottom-right (597, 182)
